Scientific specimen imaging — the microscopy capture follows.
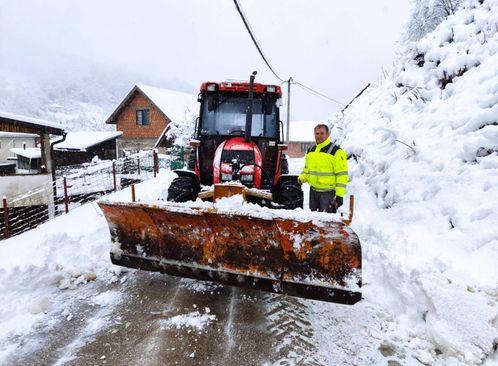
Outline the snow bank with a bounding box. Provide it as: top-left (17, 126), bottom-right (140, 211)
top-left (332, 0), bottom-right (498, 363)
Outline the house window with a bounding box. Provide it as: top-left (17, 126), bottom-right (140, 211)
top-left (300, 143), bottom-right (312, 152)
top-left (136, 109), bottom-right (150, 125)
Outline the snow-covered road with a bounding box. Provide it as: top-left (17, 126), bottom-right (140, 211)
top-left (0, 150), bottom-right (497, 365)
top-left (0, 170), bottom-right (401, 366)
top-left (1, 266), bottom-right (393, 366)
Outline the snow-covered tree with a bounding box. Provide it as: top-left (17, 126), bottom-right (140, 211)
top-left (405, 0), bottom-right (464, 40)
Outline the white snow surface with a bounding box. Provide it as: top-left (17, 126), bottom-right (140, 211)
top-left (53, 131), bottom-right (123, 151)
top-left (0, 172), bottom-right (175, 363)
top-left (9, 147), bottom-right (41, 159)
top-left (0, 132), bottom-right (38, 138)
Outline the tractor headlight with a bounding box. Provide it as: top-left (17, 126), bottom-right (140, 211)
top-left (240, 174), bottom-right (253, 182)
top-left (221, 173), bottom-right (232, 181)
top-left (266, 86), bottom-right (276, 93)
top-left (207, 84), bottom-right (217, 91)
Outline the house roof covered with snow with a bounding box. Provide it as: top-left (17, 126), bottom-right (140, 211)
top-left (105, 84), bottom-right (198, 125)
top-left (0, 110), bottom-right (65, 135)
top-left (0, 131), bottom-right (39, 139)
top-left (9, 147), bottom-right (41, 159)
top-left (53, 131), bottom-right (123, 151)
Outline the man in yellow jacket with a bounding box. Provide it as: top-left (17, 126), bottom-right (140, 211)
top-left (298, 123), bottom-right (348, 213)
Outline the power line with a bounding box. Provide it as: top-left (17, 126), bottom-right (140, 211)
top-left (233, 0), bottom-right (283, 81)
top-left (232, 0), bottom-right (345, 107)
top-left (293, 81), bottom-right (345, 107)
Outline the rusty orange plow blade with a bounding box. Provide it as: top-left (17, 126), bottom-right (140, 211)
top-left (98, 201), bottom-right (362, 305)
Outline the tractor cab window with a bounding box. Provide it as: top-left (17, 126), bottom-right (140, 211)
top-left (201, 96), bottom-right (278, 138)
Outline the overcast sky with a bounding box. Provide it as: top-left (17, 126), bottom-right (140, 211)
top-left (0, 0), bottom-right (411, 121)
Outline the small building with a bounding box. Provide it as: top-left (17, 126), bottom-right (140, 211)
top-left (283, 120), bottom-right (317, 158)
top-left (0, 111), bottom-right (66, 238)
top-left (52, 131), bottom-right (123, 167)
top-left (9, 147), bottom-right (42, 173)
top-left (0, 111), bottom-right (65, 178)
top-left (0, 131), bottom-right (38, 162)
top-left (105, 84), bottom-right (197, 155)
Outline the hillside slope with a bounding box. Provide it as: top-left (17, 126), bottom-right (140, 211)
top-left (335, 0), bottom-right (498, 363)
top-left (0, 54), bottom-right (194, 131)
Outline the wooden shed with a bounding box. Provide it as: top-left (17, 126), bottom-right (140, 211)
top-left (52, 131), bottom-right (123, 167)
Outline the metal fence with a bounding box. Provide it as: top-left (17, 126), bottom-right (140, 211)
top-left (1, 151), bottom-right (160, 240)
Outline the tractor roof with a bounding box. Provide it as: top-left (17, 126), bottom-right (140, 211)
top-left (200, 81), bottom-right (282, 96)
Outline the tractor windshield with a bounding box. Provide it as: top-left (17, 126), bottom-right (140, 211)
top-left (200, 96), bottom-right (278, 138)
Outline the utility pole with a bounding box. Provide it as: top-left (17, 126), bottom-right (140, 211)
top-left (285, 77), bottom-right (293, 144)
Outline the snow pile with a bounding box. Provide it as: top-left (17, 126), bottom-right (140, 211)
top-left (332, 0), bottom-right (498, 363)
top-left (0, 204), bottom-right (114, 356)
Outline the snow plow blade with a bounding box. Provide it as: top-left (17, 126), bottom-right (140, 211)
top-left (98, 201), bottom-right (362, 305)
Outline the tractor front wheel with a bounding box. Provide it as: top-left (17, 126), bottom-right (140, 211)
top-left (167, 176), bottom-right (200, 202)
top-left (274, 180), bottom-right (303, 209)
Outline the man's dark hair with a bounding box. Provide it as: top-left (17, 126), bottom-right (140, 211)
top-left (314, 123), bottom-right (329, 133)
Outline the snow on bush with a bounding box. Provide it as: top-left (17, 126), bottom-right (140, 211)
top-left (332, 0), bottom-right (498, 363)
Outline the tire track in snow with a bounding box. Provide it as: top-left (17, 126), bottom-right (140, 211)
top-left (264, 295), bottom-right (321, 365)
top-left (222, 287), bottom-right (237, 359)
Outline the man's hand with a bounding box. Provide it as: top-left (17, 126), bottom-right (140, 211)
top-left (297, 176), bottom-right (305, 184)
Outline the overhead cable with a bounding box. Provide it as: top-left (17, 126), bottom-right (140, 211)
top-left (233, 0), bottom-right (284, 81)
top-left (233, 0), bottom-right (345, 107)
top-left (293, 81), bottom-right (345, 106)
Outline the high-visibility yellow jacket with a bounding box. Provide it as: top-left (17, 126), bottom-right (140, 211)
top-left (298, 138), bottom-right (349, 197)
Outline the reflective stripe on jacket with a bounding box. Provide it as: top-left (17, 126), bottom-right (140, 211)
top-left (298, 138), bottom-right (349, 197)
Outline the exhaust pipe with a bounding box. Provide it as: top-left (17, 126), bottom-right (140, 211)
top-left (244, 71), bottom-right (257, 142)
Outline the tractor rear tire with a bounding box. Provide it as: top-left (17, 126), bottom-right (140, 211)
top-left (274, 180), bottom-right (303, 209)
top-left (167, 176), bottom-right (200, 202)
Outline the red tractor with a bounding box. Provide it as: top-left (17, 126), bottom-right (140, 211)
top-left (167, 71), bottom-right (303, 209)
top-left (97, 72), bottom-right (362, 305)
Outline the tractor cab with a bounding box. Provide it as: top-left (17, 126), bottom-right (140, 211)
top-left (194, 80), bottom-right (285, 189)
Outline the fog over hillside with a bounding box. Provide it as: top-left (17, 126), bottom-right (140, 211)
top-left (0, 51), bottom-right (194, 131)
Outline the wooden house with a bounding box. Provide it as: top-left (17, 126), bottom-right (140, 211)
top-left (105, 84), bottom-right (197, 155)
